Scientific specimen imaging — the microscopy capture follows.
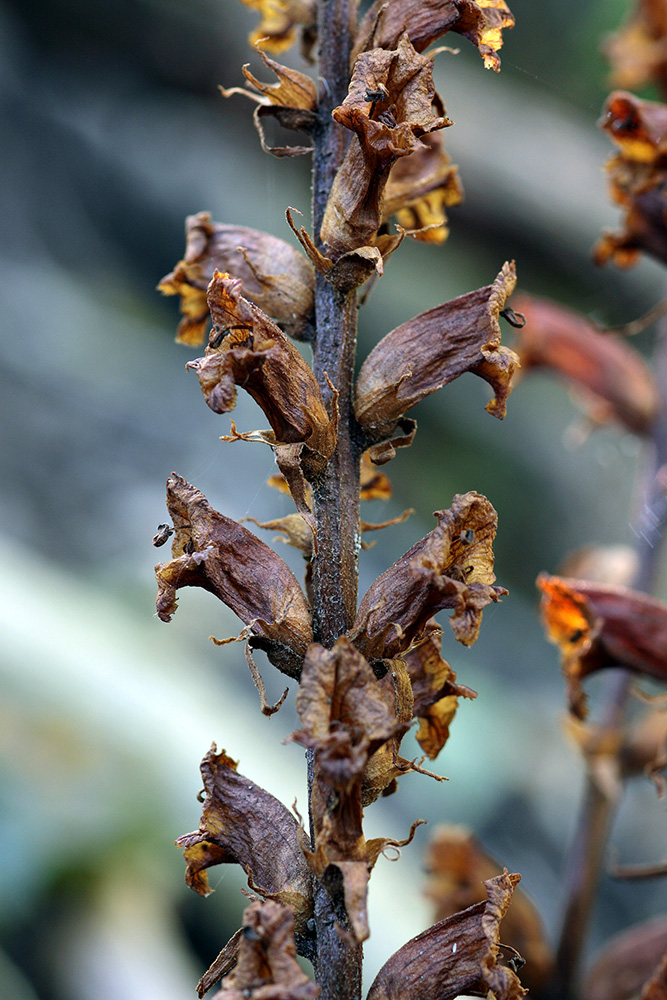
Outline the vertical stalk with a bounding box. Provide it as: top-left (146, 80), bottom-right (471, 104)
top-left (555, 324), bottom-right (667, 999)
top-left (308, 2), bottom-right (363, 998)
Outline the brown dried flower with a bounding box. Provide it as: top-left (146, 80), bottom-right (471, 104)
top-left (383, 132), bottom-right (464, 243)
top-left (350, 491), bottom-right (506, 660)
top-left (154, 475), bottom-right (312, 678)
top-left (354, 262), bottom-right (519, 443)
top-left (158, 212), bottom-right (314, 344)
top-left (238, 0), bottom-right (317, 59)
top-left (604, 0), bottom-right (667, 94)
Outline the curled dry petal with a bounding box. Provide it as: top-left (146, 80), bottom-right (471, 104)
top-left (320, 34), bottom-right (452, 258)
top-left (383, 133), bottom-right (464, 243)
top-left (354, 262), bottom-right (519, 440)
top-left (366, 871), bottom-right (527, 1000)
top-left (187, 272), bottom-right (336, 475)
top-left (404, 620), bottom-right (477, 760)
top-left (604, 2), bottom-right (667, 95)
top-left (353, 0), bottom-right (515, 71)
top-left (158, 212), bottom-right (314, 344)
top-left (351, 492), bottom-right (506, 659)
top-left (595, 92), bottom-right (667, 268)
top-left (424, 826), bottom-right (555, 995)
top-left (537, 574), bottom-right (667, 719)
top-left (238, 0), bottom-right (317, 59)
top-left (176, 747), bottom-right (313, 940)
top-left (512, 293), bottom-right (658, 436)
top-left (220, 47), bottom-right (317, 157)
top-left (154, 474), bottom-right (311, 678)
top-left (207, 900), bottom-right (319, 1000)
top-left (584, 916), bottom-right (667, 1000)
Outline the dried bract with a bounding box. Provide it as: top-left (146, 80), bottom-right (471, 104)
top-left (350, 492), bottom-right (506, 660)
top-left (424, 826), bottom-right (555, 994)
top-left (512, 292), bottom-right (658, 435)
top-left (176, 747), bottom-right (314, 937)
top-left (366, 871), bottom-right (527, 1000)
top-left (355, 262), bottom-right (519, 441)
top-left (595, 92), bottom-right (667, 268)
top-left (320, 34), bottom-right (452, 258)
top-left (155, 475), bottom-right (312, 677)
top-left (158, 212), bottom-right (314, 344)
top-left (353, 0), bottom-right (515, 71)
top-left (538, 574), bottom-right (667, 718)
top-left (209, 899), bottom-right (319, 1000)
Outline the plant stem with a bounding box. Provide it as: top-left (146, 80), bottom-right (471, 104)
top-left (308, 2), bottom-right (363, 998)
top-left (555, 324), bottom-right (667, 999)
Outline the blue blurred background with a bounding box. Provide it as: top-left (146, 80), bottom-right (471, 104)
top-left (1, 1), bottom-right (666, 997)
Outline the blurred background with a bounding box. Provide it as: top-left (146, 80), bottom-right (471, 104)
top-left (1, 0), bottom-right (666, 997)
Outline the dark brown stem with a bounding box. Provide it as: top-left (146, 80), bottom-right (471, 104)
top-left (555, 324), bottom-right (667, 1000)
top-left (308, 3), bottom-right (363, 999)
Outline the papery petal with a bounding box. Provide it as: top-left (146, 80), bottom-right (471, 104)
top-left (383, 133), bottom-right (464, 243)
top-left (354, 262), bottom-right (519, 438)
top-left (353, 0), bottom-right (515, 71)
top-left (239, 0), bottom-right (317, 58)
top-left (351, 492), bottom-right (506, 659)
top-left (366, 871), bottom-right (527, 1000)
top-left (187, 272), bottom-right (336, 474)
top-left (595, 92), bottom-right (667, 268)
top-left (320, 34), bottom-right (452, 258)
top-left (424, 826), bottom-right (555, 995)
top-left (538, 574), bottom-right (667, 718)
top-left (176, 747), bottom-right (313, 939)
top-left (512, 293), bottom-right (658, 436)
top-left (403, 620), bottom-right (477, 760)
top-left (158, 213), bottom-right (314, 344)
top-left (205, 900), bottom-right (319, 1000)
top-left (154, 474), bottom-right (312, 677)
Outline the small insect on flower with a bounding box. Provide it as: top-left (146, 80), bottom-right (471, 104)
top-left (460, 528), bottom-right (475, 545)
top-left (153, 523), bottom-right (173, 547)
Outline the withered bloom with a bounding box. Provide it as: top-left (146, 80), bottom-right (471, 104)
top-left (604, 0), bottom-right (667, 94)
top-left (366, 872), bottom-right (527, 1000)
top-left (176, 747), bottom-right (313, 938)
top-left (353, 0), bottom-right (515, 71)
top-left (154, 475), bottom-right (312, 678)
top-left (320, 33), bottom-right (452, 259)
top-left (403, 620), bottom-right (477, 760)
top-left (187, 272), bottom-right (336, 489)
top-left (594, 92), bottom-right (667, 269)
top-left (538, 574), bottom-right (667, 718)
top-left (354, 262), bottom-right (519, 442)
top-left (383, 132), bottom-right (464, 243)
top-left (350, 492), bottom-right (506, 660)
top-left (584, 916), bottom-right (667, 1000)
top-left (158, 212), bottom-right (314, 344)
top-left (424, 826), bottom-right (555, 995)
top-left (238, 0), bottom-right (317, 60)
top-left (511, 292), bottom-right (658, 436)
top-left (292, 639), bottom-right (423, 941)
top-left (220, 46), bottom-right (317, 157)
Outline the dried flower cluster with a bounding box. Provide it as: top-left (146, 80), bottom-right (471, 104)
top-left (152, 2), bottom-right (667, 1000)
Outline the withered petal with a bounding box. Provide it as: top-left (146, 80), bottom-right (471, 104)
top-left (604, 2), bottom-right (667, 93)
top-left (383, 132), bottom-right (464, 243)
top-left (424, 826), bottom-right (555, 995)
top-left (239, 0), bottom-right (317, 58)
top-left (538, 574), bottom-right (667, 718)
top-left (157, 212), bottom-right (314, 343)
top-left (355, 262), bottom-right (519, 439)
top-left (321, 34), bottom-right (452, 258)
top-left (176, 746), bottom-right (313, 940)
top-left (241, 47), bottom-right (317, 110)
top-left (366, 871), bottom-right (526, 1000)
top-left (584, 916), bottom-right (667, 1000)
top-left (155, 474), bottom-right (312, 677)
top-left (350, 492), bottom-right (506, 661)
top-left (512, 292), bottom-right (658, 436)
top-left (187, 272), bottom-right (336, 470)
top-left (353, 0), bottom-right (514, 71)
